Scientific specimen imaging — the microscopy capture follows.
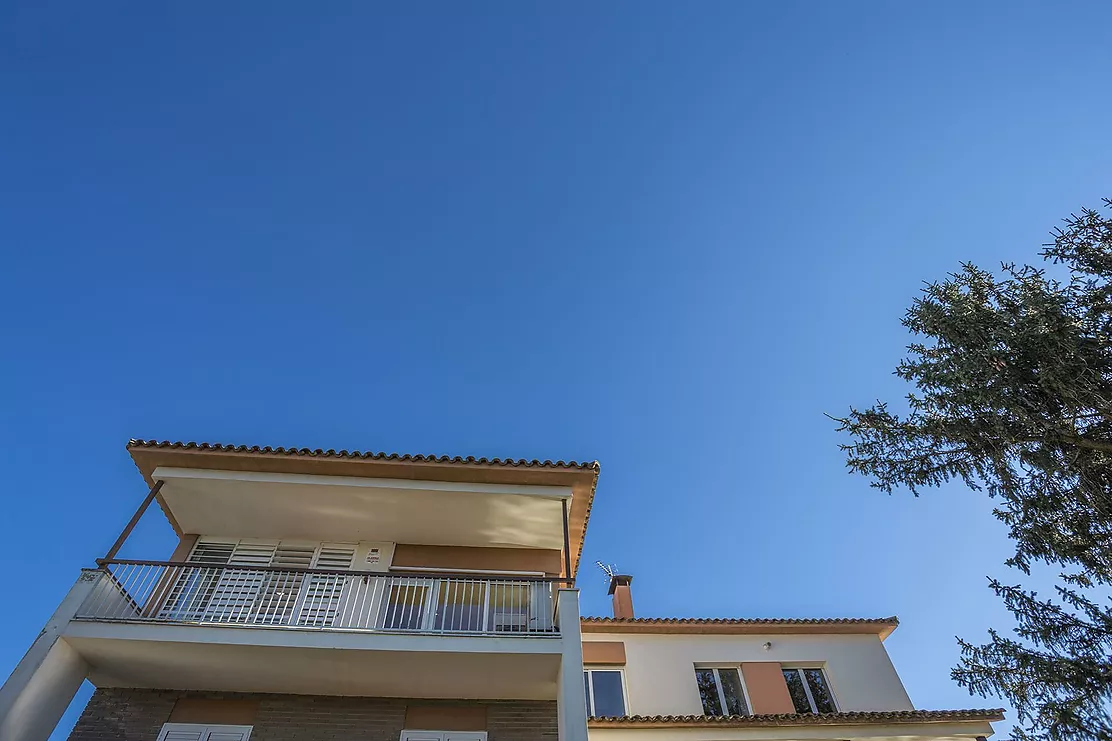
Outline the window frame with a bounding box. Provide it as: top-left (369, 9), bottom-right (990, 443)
top-left (693, 665), bottom-right (752, 717)
top-left (583, 667), bottom-right (629, 717)
top-left (156, 723), bottom-right (253, 741)
top-left (399, 731), bottom-right (488, 741)
top-left (781, 666), bottom-right (837, 714)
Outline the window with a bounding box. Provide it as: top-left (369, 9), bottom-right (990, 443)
top-left (782, 668), bottom-right (836, 714)
top-left (400, 732), bottom-right (486, 741)
top-left (694, 667), bottom-right (750, 716)
top-left (156, 723), bottom-right (252, 741)
top-left (583, 669), bottom-right (627, 717)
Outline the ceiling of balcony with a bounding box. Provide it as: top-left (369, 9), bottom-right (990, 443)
top-left (152, 467), bottom-right (572, 551)
top-left (68, 634), bottom-right (561, 699)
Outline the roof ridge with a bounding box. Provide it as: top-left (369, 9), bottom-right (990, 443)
top-left (127, 439), bottom-right (601, 472)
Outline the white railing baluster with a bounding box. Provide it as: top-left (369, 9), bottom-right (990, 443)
top-left (75, 562), bottom-right (563, 637)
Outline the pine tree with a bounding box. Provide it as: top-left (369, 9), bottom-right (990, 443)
top-left (833, 199), bottom-right (1112, 741)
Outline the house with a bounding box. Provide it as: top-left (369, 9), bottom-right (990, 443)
top-left (0, 440), bottom-right (1002, 741)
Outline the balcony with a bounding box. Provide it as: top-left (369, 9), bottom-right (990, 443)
top-left (76, 560), bottom-right (561, 636)
top-left (55, 564), bottom-right (578, 700)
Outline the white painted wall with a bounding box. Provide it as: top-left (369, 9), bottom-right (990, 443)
top-left (0, 570), bottom-right (98, 741)
top-left (557, 591), bottom-right (589, 741)
top-left (588, 721), bottom-right (996, 741)
top-left (582, 633), bottom-right (913, 716)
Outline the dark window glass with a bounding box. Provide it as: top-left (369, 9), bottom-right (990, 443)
top-left (587, 670), bottom-right (626, 717)
top-left (783, 669), bottom-right (812, 714)
top-left (803, 669), bottom-right (836, 713)
top-left (695, 669), bottom-right (722, 715)
top-left (718, 669), bottom-right (749, 715)
top-left (583, 672), bottom-right (592, 715)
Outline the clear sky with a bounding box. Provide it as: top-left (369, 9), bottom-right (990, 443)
top-left (3, 3), bottom-right (1111, 739)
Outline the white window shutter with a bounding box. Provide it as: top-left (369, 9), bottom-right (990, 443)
top-left (160, 540), bottom-right (236, 620)
top-left (296, 543), bottom-right (357, 626)
top-left (205, 730), bottom-right (252, 741)
top-left (188, 540), bottom-right (237, 564)
top-left (445, 733), bottom-right (487, 741)
top-left (160, 728), bottom-right (205, 741)
top-left (157, 723), bottom-right (252, 741)
top-left (401, 733), bottom-right (444, 741)
top-left (315, 544), bottom-right (357, 570)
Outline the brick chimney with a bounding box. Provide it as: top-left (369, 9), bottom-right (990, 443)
top-left (607, 574), bottom-right (634, 619)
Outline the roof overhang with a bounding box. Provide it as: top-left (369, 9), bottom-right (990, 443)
top-left (587, 710), bottom-right (1003, 738)
top-left (586, 710), bottom-right (1004, 728)
top-left (128, 441), bottom-right (598, 578)
top-left (580, 617), bottom-right (900, 640)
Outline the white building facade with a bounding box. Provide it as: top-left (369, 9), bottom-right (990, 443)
top-left (0, 440), bottom-right (1001, 741)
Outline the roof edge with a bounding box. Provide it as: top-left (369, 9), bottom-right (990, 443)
top-left (126, 438), bottom-right (599, 579)
top-left (587, 709), bottom-right (1005, 728)
top-left (127, 439), bottom-right (600, 471)
top-left (581, 616), bottom-right (899, 639)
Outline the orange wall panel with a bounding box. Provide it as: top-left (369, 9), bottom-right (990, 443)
top-left (740, 662), bottom-right (796, 715)
top-left (582, 641), bottom-right (626, 665)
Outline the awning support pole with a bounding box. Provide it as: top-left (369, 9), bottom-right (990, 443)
top-left (102, 479), bottom-right (164, 562)
top-left (562, 498), bottom-right (573, 586)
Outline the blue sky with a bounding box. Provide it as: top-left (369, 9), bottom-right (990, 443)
top-left (2, 2), bottom-right (1111, 738)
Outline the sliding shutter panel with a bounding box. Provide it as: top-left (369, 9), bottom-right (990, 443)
top-left (157, 724), bottom-right (208, 741)
top-left (160, 540), bottom-right (236, 620)
top-left (203, 541), bottom-right (278, 623)
top-left (316, 545), bottom-right (357, 570)
top-left (157, 724), bottom-right (252, 741)
top-left (255, 543), bottom-right (316, 624)
top-left (204, 728), bottom-right (252, 741)
top-left (297, 543), bottom-right (357, 626)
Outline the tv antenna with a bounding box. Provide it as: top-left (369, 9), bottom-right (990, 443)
top-left (596, 561), bottom-right (619, 583)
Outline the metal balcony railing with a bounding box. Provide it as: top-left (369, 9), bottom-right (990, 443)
top-left (76, 560), bottom-right (562, 636)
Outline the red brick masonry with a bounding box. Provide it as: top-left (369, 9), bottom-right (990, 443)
top-left (68, 689), bottom-right (557, 741)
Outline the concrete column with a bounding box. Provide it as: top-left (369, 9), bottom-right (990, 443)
top-left (556, 589), bottom-right (589, 741)
top-left (0, 569), bottom-right (99, 741)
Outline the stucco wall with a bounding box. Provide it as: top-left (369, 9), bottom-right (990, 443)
top-left (582, 633), bottom-right (913, 715)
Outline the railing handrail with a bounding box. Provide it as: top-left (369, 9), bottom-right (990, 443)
top-left (95, 558), bottom-right (573, 584)
top-left (79, 560), bottom-right (565, 636)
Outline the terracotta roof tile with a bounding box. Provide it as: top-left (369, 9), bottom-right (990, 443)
top-left (580, 616), bottom-right (900, 638)
top-left (580, 616), bottom-right (898, 626)
top-left (127, 439), bottom-right (600, 471)
top-left (588, 709), bottom-right (1005, 727)
top-left (127, 438), bottom-right (599, 578)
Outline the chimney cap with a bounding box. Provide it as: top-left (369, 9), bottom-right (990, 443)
top-left (607, 574), bottom-right (633, 595)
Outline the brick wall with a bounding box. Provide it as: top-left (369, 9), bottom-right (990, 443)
top-left (68, 689), bottom-right (558, 741)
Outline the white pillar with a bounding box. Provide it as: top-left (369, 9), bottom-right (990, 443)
top-left (0, 569), bottom-right (99, 741)
top-left (556, 588), bottom-right (589, 741)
